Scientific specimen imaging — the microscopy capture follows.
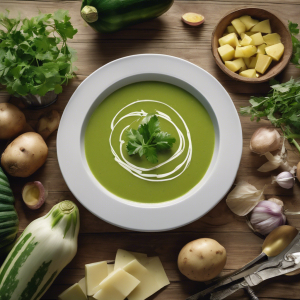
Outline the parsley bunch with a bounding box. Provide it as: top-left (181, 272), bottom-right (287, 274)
top-left (0, 10), bottom-right (77, 96)
top-left (240, 78), bottom-right (300, 153)
top-left (126, 114), bottom-right (176, 164)
top-left (289, 21), bottom-right (300, 67)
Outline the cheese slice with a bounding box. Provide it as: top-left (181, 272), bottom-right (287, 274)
top-left (78, 277), bottom-right (87, 296)
top-left (93, 286), bottom-right (124, 300)
top-left (58, 283), bottom-right (87, 300)
top-left (141, 257), bottom-right (170, 289)
top-left (114, 249), bottom-right (147, 271)
top-left (85, 261), bottom-right (108, 296)
top-left (123, 260), bottom-right (160, 300)
top-left (99, 268), bottom-right (140, 297)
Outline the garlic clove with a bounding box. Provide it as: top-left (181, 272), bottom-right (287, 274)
top-left (22, 181), bottom-right (47, 210)
top-left (250, 200), bottom-right (286, 236)
top-left (226, 181), bottom-right (265, 216)
top-left (250, 127), bottom-right (281, 155)
top-left (272, 171), bottom-right (295, 189)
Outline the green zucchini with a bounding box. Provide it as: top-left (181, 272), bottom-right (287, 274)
top-left (81, 0), bottom-right (174, 33)
top-left (0, 200), bottom-right (80, 300)
top-left (0, 167), bottom-right (18, 262)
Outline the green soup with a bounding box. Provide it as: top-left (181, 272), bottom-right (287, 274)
top-left (85, 81), bottom-right (215, 203)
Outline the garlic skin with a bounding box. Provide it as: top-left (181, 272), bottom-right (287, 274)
top-left (250, 127), bottom-right (281, 155)
top-left (272, 172), bottom-right (295, 189)
top-left (250, 200), bottom-right (286, 236)
top-left (226, 181), bottom-right (265, 216)
top-left (258, 142), bottom-right (293, 173)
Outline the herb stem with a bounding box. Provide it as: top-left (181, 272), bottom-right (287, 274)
top-left (291, 139), bottom-right (300, 154)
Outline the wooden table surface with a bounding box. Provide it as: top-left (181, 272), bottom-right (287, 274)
top-left (1, 1), bottom-right (300, 299)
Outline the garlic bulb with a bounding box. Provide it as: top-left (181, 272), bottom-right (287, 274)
top-left (226, 181), bottom-right (265, 216)
top-left (258, 141), bottom-right (293, 173)
top-left (272, 172), bottom-right (295, 189)
top-left (250, 127), bottom-right (281, 154)
top-left (250, 200), bottom-right (286, 236)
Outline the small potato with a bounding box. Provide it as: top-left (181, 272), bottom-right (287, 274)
top-left (178, 238), bottom-right (226, 282)
top-left (36, 110), bottom-right (61, 140)
top-left (1, 132), bottom-right (48, 177)
top-left (0, 103), bottom-right (26, 139)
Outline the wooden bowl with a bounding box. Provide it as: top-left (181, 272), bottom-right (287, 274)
top-left (211, 7), bottom-right (293, 83)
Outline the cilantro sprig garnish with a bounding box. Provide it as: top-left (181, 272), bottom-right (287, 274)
top-left (0, 10), bottom-right (77, 96)
top-left (126, 114), bottom-right (176, 164)
top-left (240, 78), bottom-right (300, 153)
top-left (288, 21), bottom-right (300, 67)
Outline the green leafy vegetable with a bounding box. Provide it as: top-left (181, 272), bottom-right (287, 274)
top-left (0, 10), bottom-right (77, 96)
top-left (288, 21), bottom-right (300, 67)
top-left (126, 114), bottom-right (176, 163)
top-left (240, 78), bottom-right (300, 153)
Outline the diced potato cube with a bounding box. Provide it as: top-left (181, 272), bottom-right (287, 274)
top-left (240, 62), bottom-right (247, 71)
top-left (239, 69), bottom-right (257, 78)
top-left (227, 25), bottom-right (238, 35)
top-left (255, 54), bottom-right (272, 74)
top-left (263, 33), bottom-right (281, 46)
top-left (243, 57), bottom-right (251, 68)
top-left (251, 19), bottom-right (272, 34)
top-left (225, 58), bottom-right (245, 72)
top-left (235, 46), bottom-right (244, 58)
top-left (249, 56), bottom-right (258, 68)
top-left (257, 44), bottom-right (267, 55)
top-left (218, 44), bottom-right (235, 62)
top-left (240, 34), bottom-right (254, 46)
top-left (219, 33), bottom-right (239, 48)
top-left (239, 15), bottom-right (259, 31)
top-left (265, 43), bottom-right (284, 61)
top-left (241, 32), bottom-right (256, 39)
top-left (256, 73), bottom-right (261, 78)
top-left (231, 18), bottom-right (246, 35)
top-left (251, 32), bottom-right (264, 46)
top-left (242, 45), bottom-right (257, 57)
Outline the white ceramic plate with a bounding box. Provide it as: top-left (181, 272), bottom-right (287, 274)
top-left (57, 54), bottom-right (242, 232)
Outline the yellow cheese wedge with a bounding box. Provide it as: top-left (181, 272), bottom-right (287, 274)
top-left (108, 264), bottom-right (114, 274)
top-left (58, 283), bottom-right (87, 300)
top-left (263, 33), bottom-right (281, 46)
top-left (78, 278), bottom-right (87, 296)
top-left (123, 260), bottom-right (161, 300)
top-left (255, 54), bottom-right (272, 74)
top-left (85, 261), bottom-right (108, 296)
top-left (114, 249), bottom-right (147, 271)
top-left (251, 19), bottom-right (271, 34)
top-left (218, 44), bottom-right (235, 62)
top-left (265, 43), bottom-right (284, 61)
top-left (99, 268), bottom-right (140, 297)
top-left (239, 69), bottom-right (256, 78)
top-left (93, 286), bottom-right (124, 300)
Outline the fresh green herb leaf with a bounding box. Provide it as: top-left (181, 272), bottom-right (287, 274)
top-left (240, 78), bottom-right (300, 153)
top-left (288, 21), bottom-right (300, 67)
top-left (126, 114), bottom-right (176, 163)
top-left (0, 9), bottom-right (77, 96)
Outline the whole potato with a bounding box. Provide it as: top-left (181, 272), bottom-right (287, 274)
top-left (0, 103), bottom-right (26, 139)
top-left (1, 132), bottom-right (48, 177)
top-left (178, 238), bottom-right (227, 282)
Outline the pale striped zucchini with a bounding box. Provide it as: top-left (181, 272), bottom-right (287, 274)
top-left (0, 200), bottom-right (80, 300)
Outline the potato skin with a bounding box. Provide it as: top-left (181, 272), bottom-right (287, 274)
top-left (1, 132), bottom-right (48, 177)
top-left (178, 238), bottom-right (227, 281)
top-left (0, 103), bottom-right (26, 139)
